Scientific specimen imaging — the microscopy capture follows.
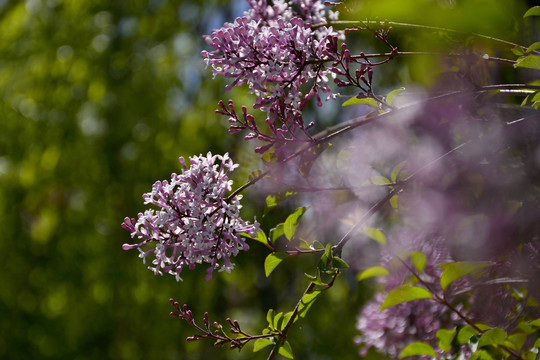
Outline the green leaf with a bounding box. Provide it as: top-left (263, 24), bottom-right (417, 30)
top-left (270, 223), bottom-right (285, 243)
top-left (505, 333), bottom-right (527, 351)
top-left (410, 251), bottom-right (427, 273)
top-left (332, 256), bottom-right (349, 269)
top-left (399, 342), bottom-right (437, 358)
top-left (470, 350), bottom-right (496, 360)
top-left (371, 175), bottom-right (391, 185)
top-left (264, 191), bottom-right (298, 215)
top-left (390, 195), bottom-right (399, 210)
top-left (436, 329), bottom-right (456, 352)
top-left (363, 227), bottom-right (387, 245)
top-left (241, 229), bottom-right (268, 246)
top-left (264, 252), bottom-right (288, 277)
top-left (284, 207), bottom-right (309, 241)
top-left (278, 340), bottom-right (294, 359)
top-left (273, 312), bottom-right (283, 330)
top-left (457, 325), bottom-right (479, 344)
top-left (297, 289), bottom-right (323, 320)
top-left (253, 338), bottom-right (274, 352)
top-left (524, 6), bottom-right (540, 18)
top-left (527, 42), bottom-right (540, 53)
top-left (440, 262), bottom-right (492, 290)
top-left (391, 161), bottom-right (407, 182)
top-left (529, 318), bottom-right (540, 328)
top-left (343, 96), bottom-right (379, 108)
top-left (386, 87), bottom-right (405, 106)
top-left (380, 286), bottom-right (432, 310)
top-left (478, 328), bottom-right (507, 348)
top-left (512, 46), bottom-right (526, 56)
top-left (266, 308), bottom-right (275, 326)
top-left (515, 55), bottom-right (540, 70)
top-left (534, 338), bottom-right (540, 348)
top-left (280, 312), bottom-right (294, 330)
top-left (357, 266), bottom-right (389, 281)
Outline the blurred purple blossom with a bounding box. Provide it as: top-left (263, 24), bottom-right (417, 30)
top-left (122, 153), bottom-right (259, 281)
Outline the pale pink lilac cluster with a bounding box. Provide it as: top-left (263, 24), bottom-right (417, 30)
top-left (122, 153), bottom-right (259, 281)
top-left (201, 0), bottom-right (344, 143)
top-left (355, 235), bottom-right (465, 358)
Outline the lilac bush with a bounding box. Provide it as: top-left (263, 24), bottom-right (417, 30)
top-left (122, 0), bottom-right (540, 359)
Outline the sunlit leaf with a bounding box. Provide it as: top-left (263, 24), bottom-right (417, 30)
top-left (284, 206), bottom-right (309, 241)
top-left (278, 340), bottom-right (294, 359)
top-left (457, 325), bottom-right (479, 344)
top-left (363, 227), bottom-right (387, 244)
top-left (240, 229), bottom-right (268, 246)
top-left (410, 251), bottom-right (427, 273)
top-left (386, 87), bottom-right (405, 106)
top-left (280, 312), bottom-right (294, 330)
top-left (524, 6), bottom-right (540, 18)
top-left (270, 223), bottom-right (285, 243)
top-left (391, 161), bottom-right (407, 182)
top-left (440, 262), bottom-right (492, 290)
top-left (527, 42), bottom-right (540, 53)
top-left (371, 175), bottom-right (391, 185)
top-left (505, 333), bottom-right (527, 351)
top-left (390, 195), bottom-right (399, 210)
top-left (529, 318), bottom-right (540, 328)
top-left (470, 349), bottom-right (496, 360)
top-left (264, 191), bottom-right (298, 215)
top-left (478, 328), bottom-right (507, 348)
top-left (264, 252), bottom-right (288, 277)
top-left (266, 308), bottom-right (275, 326)
top-left (515, 55), bottom-right (540, 70)
top-left (399, 342), bottom-right (437, 358)
top-left (380, 286), bottom-right (432, 310)
top-left (342, 96), bottom-right (379, 108)
top-left (253, 338), bottom-right (274, 352)
top-left (357, 266), bottom-right (389, 281)
top-left (297, 289), bottom-right (323, 320)
top-left (332, 256), bottom-right (349, 269)
top-left (436, 329), bottom-right (456, 352)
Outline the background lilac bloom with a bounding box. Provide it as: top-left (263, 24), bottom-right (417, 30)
top-left (122, 153), bottom-right (259, 281)
top-left (202, 0), bottom-right (343, 140)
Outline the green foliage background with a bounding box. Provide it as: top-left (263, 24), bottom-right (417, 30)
top-left (0, 0), bottom-right (533, 359)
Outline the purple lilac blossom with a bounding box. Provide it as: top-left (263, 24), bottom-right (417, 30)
top-left (201, 0), bottom-right (343, 139)
top-left (355, 235), bottom-right (465, 358)
top-left (122, 153), bottom-right (259, 281)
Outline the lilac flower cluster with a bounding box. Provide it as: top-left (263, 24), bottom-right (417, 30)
top-left (122, 153), bottom-right (259, 281)
top-left (355, 235), bottom-right (464, 358)
top-left (202, 0), bottom-right (344, 143)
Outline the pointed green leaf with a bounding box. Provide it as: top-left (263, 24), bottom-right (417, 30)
top-left (357, 266), bottom-right (389, 281)
top-left (410, 251), bottom-right (427, 273)
top-left (332, 256), bottom-right (349, 269)
top-left (529, 318), bottom-right (540, 328)
top-left (527, 42), bottom-right (540, 53)
top-left (534, 338), bottom-right (540, 348)
top-left (505, 333), bottom-right (527, 351)
top-left (399, 342), bottom-right (437, 358)
top-left (524, 6), bottom-right (540, 18)
top-left (436, 329), bottom-right (456, 352)
top-left (280, 312), bottom-right (294, 330)
top-left (371, 176), bottom-right (391, 185)
top-left (390, 195), bottom-right (399, 210)
top-left (278, 341), bottom-right (294, 359)
top-left (273, 312), bottom-right (283, 330)
top-left (343, 96), bottom-right (379, 108)
top-left (515, 55), bottom-right (540, 70)
top-left (380, 286), bottom-right (432, 310)
top-left (264, 252), bottom-right (288, 277)
top-left (266, 308), bottom-right (275, 326)
top-left (270, 223), bottom-right (285, 243)
top-left (470, 349), bottom-right (496, 360)
top-left (440, 262), bottom-right (492, 290)
top-left (297, 289), bottom-right (323, 320)
top-left (512, 46), bottom-right (526, 56)
top-left (386, 87), bottom-right (405, 106)
top-left (253, 338), bottom-right (274, 352)
top-left (363, 227), bottom-right (387, 245)
top-left (284, 206), bottom-right (309, 240)
top-left (241, 229), bottom-right (268, 246)
top-left (391, 161), bottom-right (407, 182)
top-left (264, 191), bottom-right (298, 215)
top-left (457, 325), bottom-right (479, 344)
top-left (478, 328), bottom-right (507, 348)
